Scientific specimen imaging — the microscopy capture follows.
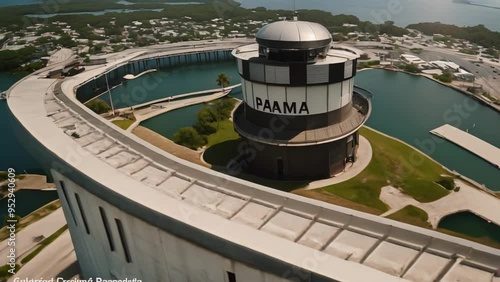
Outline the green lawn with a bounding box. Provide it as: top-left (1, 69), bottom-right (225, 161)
top-left (387, 205), bottom-right (431, 228)
top-left (322, 127), bottom-right (451, 212)
top-left (112, 119), bottom-right (135, 130)
top-left (206, 119), bottom-right (239, 147)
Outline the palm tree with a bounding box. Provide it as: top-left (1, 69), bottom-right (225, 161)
top-left (216, 73), bottom-right (230, 92)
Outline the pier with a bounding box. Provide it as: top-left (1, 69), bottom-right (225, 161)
top-left (120, 84), bottom-right (241, 132)
top-left (430, 124), bottom-right (500, 168)
top-left (123, 69), bottom-right (157, 80)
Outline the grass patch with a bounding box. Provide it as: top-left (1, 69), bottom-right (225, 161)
top-left (21, 225), bottom-right (68, 265)
top-left (387, 205), bottom-right (431, 228)
top-left (322, 127), bottom-right (451, 212)
top-left (206, 119), bottom-right (239, 148)
top-left (0, 264), bottom-right (20, 280)
top-left (112, 119), bottom-right (135, 130)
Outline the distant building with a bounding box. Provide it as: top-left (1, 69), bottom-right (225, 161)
top-left (400, 54), bottom-right (426, 65)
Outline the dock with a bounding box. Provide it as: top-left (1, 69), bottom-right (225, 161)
top-left (123, 69), bottom-right (157, 80)
top-left (430, 124), bottom-right (500, 168)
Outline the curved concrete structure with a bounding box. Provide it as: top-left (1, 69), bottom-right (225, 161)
top-left (7, 39), bottom-right (500, 282)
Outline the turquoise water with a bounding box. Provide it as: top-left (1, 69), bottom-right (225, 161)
top-left (0, 190), bottom-right (58, 227)
top-left (438, 211), bottom-right (500, 244)
top-left (142, 67), bottom-right (500, 191)
top-left (0, 73), bottom-right (41, 172)
top-left (358, 69), bottom-right (500, 191)
top-left (102, 60), bottom-right (240, 109)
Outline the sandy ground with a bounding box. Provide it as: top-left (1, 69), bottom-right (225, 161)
top-left (380, 179), bottom-right (500, 228)
top-left (132, 126), bottom-right (209, 168)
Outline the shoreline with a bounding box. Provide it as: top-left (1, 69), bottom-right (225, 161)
top-left (366, 66), bottom-right (500, 112)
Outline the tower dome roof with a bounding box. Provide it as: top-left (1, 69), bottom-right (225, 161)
top-left (256, 20), bottom-right (332, 50)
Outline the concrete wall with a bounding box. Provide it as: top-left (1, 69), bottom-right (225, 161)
top-left (51, 170), bottom-right (292, 282)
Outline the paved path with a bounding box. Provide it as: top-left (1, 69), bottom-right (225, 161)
top-left (126, 88), bottom-right (234, 132)
top-left (305, 136), bottom-right (373, 189)
top-left (0, 208), bottom-right (66, 265)
top-left (380, 179), bottom-right (500, 228)
top-left (431, 124), bottom-right (500, 168)
top-left (10, 230), bottom-right (78, 281)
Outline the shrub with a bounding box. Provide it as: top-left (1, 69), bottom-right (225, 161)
top-left (85, 99), bottom-right (111, 114)
top-left (173, 127), bottom-right (207, 150)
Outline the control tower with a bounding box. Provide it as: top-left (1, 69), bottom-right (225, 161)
top-left (232, 20), bottom-right (372, 180)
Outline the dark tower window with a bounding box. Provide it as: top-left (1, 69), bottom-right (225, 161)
top-left (74, 193), bottom-right (90, 234)
top-left (277, 158), bottom-right (284, 179)
top-left (227, 271), bottom-right (236, 282)
top-left (59, 181), bottom-right (78, 226)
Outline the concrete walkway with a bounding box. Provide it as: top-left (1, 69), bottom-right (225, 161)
top-left (431, 124), bottom-right (500, 169)
top-left (10, 230), bottom-right (78, 281)
top-left (380, 180), bottom-right (500, 228)
top-left (126, 88), bottom-right (233, 132)
top-left (0, 208), bottom-right (66, 264)
top-left (305, 136), bottom-right (373, 189)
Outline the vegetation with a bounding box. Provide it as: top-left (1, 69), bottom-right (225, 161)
top-left (206, 119), bottom-right (239, 148)
top-left (387, 205), bottom-right (431, 228)
top-left (357, 60), bottom-right (380, 69)
top-left (112, 119), bottom-right (135, 130)
top-left (408, 22), bottom-right (500, 49)
top-left (0, 46), bottom-right (40, 72)
top-left (410, 48), bottom-right (423, 54)
top-left (0, 264), bottom-right (20, 280)
top-left (85, 99), bottom-right (111, 114)
top-left (320, 127), bottom-right (451, 212)
top-left (216, 73), bottom-right (230, 91)
top-left (433, 72), bottom-right (454, 83)
top-left (403, 63), bottom-right (421, 73)
top-left (21, 225), bottom-right (69, 265)
top-left (174, 94), bottom-right (236, 150)
top-left (173, 127), bottom-right (207, 150)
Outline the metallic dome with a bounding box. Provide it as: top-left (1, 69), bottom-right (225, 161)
top-left (256, 20), bottom-right (332, 50)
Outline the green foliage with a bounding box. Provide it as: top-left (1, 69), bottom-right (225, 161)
top-left (379, 21), bottom-right (409, 37)
top-left (357, 60), bottom-right (380, 69)
top-left (216, 73), bottom-right (230, 89)
top-left (403, 63), bottom-right (421, 73)
top-left (56, 34), bottom-right (77, 48)
top-left (410, 48), bottom-right (423, 54)
top-left (173, 127), bottom-right (207, 150)
top-left (433, 72), bottom-right (453, 83)
top-left (387, 205), bottom-right (431, 228)
top-left (436, 177), bottom-right (456, 190)
top-left (409, 22), bottom-right (500, 49)
top-left (484, 47), bottom-right (500, 59)
top-left (323, 127), bottom-right (450, 212)
top-left (0, 263), bottom-right (20, 279)
top-left (0, 46), bottom-right (37, 71)
top-left (85, 99), bottom-right (111, 114)
top-left (112, 119), bottom-right (135, 130)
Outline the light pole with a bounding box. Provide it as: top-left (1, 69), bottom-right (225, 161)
top-left (104, 73), bottom-right (115, 117)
